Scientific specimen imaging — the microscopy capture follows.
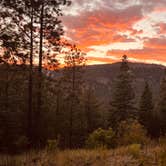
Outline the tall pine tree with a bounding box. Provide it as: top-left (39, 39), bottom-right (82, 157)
top-left (139, 81), bottom-right (154, 136)
top-left (0, 0), bottom-right (71, 147)
top-left (109, 55), bottom-right (135, 129)
top-left (62, 44), bottom-right (86, 148)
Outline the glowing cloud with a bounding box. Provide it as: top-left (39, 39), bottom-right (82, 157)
top-left (62, 0), bottom-right (166, 66)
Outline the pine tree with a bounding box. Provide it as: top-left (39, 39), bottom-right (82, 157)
top-left (83, 86), bottom-right (102, 135)
top-left (0, 0), bottom-right (38, 147)
top-left (109, 55), bottom-right (135, 129)
top-left (62, 44), bottom-right (86, 148)
top-left (0, 0), bottom-right (71, 147)
top-left (32, 0), bottom-right (70, 146)
top-left (0, 61), bottom-right (29, 152)
top-left (0, 29), bottom-right (28, 152)
top-left (158, 69), bottom-right (166, 135)
top-left (139, 81), bottom-right (154, 136)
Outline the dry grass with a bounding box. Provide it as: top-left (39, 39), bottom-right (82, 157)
top-left (0, 145), bottom-right (165, 166)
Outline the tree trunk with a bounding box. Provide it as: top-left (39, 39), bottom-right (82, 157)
top-left (27, 7), bottom-right (34, 147)
top-left (69, 61), bottom-right (76, 148)
top-left (36, 2), bottom-right (44, 146)
top-left (4, 64), bottom-right (10, 152)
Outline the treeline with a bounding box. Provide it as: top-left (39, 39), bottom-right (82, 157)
top-left (109, 55), bottom-right (166, 138)
top-left (0, 48), bottom-right (103, 152)
top-left (86, 56), bottom-right (166, 149)
top-left (0, 0), bottom-right (166, 153)
top-left (0, 55), bottom-right (165, 152)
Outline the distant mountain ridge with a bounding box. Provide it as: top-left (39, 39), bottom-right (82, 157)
top-left (82, 62), bottom-right (165, 107)
top-left (1, 62), bottom-right (164, 108)
top-left (46, 62), bottom-right (165, 107)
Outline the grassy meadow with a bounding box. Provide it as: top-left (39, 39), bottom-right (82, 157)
top-left (0, 144), bottom-right (166, 166)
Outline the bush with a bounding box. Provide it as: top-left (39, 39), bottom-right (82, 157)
top-left (86, 128), bottom-right (115, 149)
top-left (127, 144), bottom-right (141, 158)
top-left (159, 150), bottom-right (166, 166)
top-left (117, 119), bottom-right (148, 146)
top-left (47, 139), bottom-right (59, 151)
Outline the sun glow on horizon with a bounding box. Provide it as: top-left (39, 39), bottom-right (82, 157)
top-left (62, 0), bottom-right (166, 66)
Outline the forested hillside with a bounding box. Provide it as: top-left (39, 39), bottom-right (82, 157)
top-left (49, 62), bottom-right (165, 107)
top-left (84, 63), bottom-right (165, 106)
top-left (0, 2), bottom-right (166, 166)
top-left (0, 59), bottom-right (165, 152)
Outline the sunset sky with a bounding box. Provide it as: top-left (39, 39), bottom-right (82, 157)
top-left (62, 0), bottom-right (166, 66)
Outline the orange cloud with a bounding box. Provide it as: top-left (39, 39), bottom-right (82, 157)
top-left (88, 56), bottom-right (116, 65)
top-left (62, 1), bottom-right (166, 66)
top-left (159, 23), bottom-right (166, 34)
top-left (63, 5), bottom-right (143, 50)
top-left (144, 37), bottom-right (166, 49)
top-left (107, 47), bottom-right (166, 64)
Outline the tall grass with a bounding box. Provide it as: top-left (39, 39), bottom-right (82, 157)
top-left (0, 145), bottom-right (165, 166)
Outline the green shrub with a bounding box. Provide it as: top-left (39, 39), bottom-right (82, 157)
top-left (47, 139), bottom-right (59, 151)
top-left (86, 128), bottom-right (115, 149)
top-left (127, 144), bottom-right (141, 158)
top-left (117, 119), bottom-right (148, 146)
top-left (159, 150), bottom-right (166, 166)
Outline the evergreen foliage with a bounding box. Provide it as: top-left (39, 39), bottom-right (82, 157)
top-left (109, 55), bottom-right (135, 129)
top-left (139, 82), bottom-right (154, 136)
top-left (158, 70), bottom-right (166, 135)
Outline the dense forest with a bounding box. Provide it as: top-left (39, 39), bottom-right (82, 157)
top-left (0, 0), bottom-right (166, 155)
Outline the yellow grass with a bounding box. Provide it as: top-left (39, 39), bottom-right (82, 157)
top-left (0, 145), bottom-right (165, 166)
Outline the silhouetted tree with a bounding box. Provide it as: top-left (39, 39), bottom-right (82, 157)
top-left (83, 86), bottom-right (102, 135)
top-left (0, 0), bottom-right (38, 147)
top-left (0, 0), bottom-right (71, 147)
top-left (0, 28), bottom-right (28, 151)
top-left (109, 55), bottom-right (135, 129)
top-left (32, 0), bottom-right (70, 146)
top-left (139, 82), bottom-right (154, 136)
top-left (62, 44), bottom-right (86, 148)
top-left (158, 69), bottom-right (166, 135)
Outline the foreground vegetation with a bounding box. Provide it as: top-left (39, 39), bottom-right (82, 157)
top-left (0, 0), bottom-right (166, 159)
top-left (0, 144), bottom-right (166, 166)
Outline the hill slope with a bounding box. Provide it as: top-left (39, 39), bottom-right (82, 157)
top-left (83, 62), bottom-right (165, 107)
